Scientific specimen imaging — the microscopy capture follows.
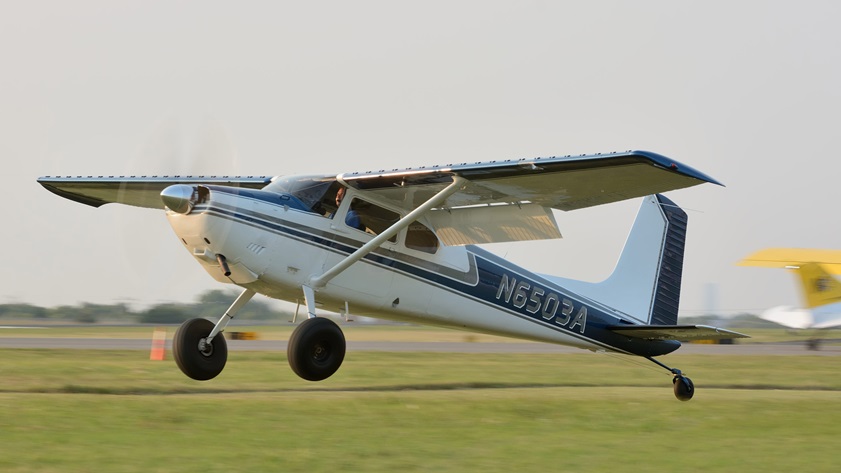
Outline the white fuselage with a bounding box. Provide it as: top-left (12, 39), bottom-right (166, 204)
top-left (165, 187), bottom-right (608, 351)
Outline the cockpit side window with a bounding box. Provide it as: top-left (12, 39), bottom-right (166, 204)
top-left (347, 197), bottom-right (399, 242)
top-left (405, 222), bottom-right (439, 254)
top-left (314, 182), bottom-right (343, 217)
top-left (264, 176), bottom-right (339, 215)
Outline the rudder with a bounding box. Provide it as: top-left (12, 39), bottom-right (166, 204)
top-left (649, 194), bottom-right (687, 326)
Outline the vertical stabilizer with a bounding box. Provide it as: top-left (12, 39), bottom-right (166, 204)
top-left (543, 194), bottom-right (687, 325)
top-left (792, 263), bottom-right (841, 309)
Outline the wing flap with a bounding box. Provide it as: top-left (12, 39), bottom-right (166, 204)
top-left (607, 324), bottom-right (749, 341)
top-left (38, 176), bottom-right (274, 209)
top-left (425, 203), bottom-right (561, 245)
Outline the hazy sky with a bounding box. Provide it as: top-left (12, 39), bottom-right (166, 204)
top-left (4, 1), bottom-right (841, 318)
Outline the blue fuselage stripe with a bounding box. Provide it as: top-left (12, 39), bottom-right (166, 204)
top-left (196, 199), bottom-right (679, 357)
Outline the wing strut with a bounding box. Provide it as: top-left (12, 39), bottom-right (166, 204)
top-left (307, 176), bottom-right (466, 291)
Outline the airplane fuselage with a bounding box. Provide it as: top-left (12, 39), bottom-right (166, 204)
top-left (166, 185), bottom-right (680, 357)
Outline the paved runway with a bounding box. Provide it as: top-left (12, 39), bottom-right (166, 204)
top-left (1, 337), bottom-right (838, 355)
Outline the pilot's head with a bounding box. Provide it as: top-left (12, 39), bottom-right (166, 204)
top-left (335, 187), bottom-right (346, 206)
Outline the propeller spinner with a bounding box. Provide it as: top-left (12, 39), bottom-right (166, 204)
top-left (160, 184), bottom-right (198, 214)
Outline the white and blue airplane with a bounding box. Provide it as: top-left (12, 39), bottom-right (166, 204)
top-left (38, 150), bottom-right (746, 400)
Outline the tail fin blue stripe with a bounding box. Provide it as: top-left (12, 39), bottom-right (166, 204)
top-left (650, 194), bottom-right (687, 326)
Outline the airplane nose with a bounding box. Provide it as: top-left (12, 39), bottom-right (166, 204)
top-left (160, 184), bottom-right (197, 214)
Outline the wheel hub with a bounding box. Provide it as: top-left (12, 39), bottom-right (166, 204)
top-left (197, 338), bottom-right (214, 357)
top-left (312, 342), bottom-right (330, 361)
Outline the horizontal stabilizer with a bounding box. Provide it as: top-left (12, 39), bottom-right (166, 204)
top-left (607, 325), bottom-right (749, 341)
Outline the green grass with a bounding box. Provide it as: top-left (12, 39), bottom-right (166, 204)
top-left (0, 347), bottom-right (840, 472)
top-left (4, 322), bottom-right (841, 346)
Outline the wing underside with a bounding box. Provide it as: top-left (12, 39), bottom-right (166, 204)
top-left (37, 176), bottom-right (274, 209)
top-left (339, 150), bottom-right (720, 212)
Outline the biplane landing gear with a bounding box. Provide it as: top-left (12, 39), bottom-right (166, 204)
top-left (287, 317), bottom-right (346, 381)
top-left (172, 318), bottom-right (228, 381)
top-left (647, 357), bottom-right (694, 401)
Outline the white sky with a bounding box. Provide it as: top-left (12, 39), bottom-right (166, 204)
top-left (3, 1), bottom-right (840, 317)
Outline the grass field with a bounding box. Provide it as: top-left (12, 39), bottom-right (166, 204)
top-left (3, 322), bottom-right (840, 345)
top-left (1, 326), bottom-right (840, 472)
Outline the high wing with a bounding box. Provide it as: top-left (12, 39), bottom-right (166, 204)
top-left (338, 150), bottom-right (721, 211)
top-left (37, 175), bottom-right (274, 209)
top-left (38, 150), bottom-right (719, 244)
top-left (738, 248), bottom-right (841, 275)
top-left (338, 150), bottom-right (720, 245)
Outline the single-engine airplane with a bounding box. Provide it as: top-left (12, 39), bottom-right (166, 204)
top-left (38, 150), bottom-right (747, 400)
top-left (739, 248), bottom-right (841, 348)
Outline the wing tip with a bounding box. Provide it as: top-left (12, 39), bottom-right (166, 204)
top-left (629, 150), bottom-right (724, 187)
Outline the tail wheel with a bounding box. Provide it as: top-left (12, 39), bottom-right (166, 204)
top-left (172, 318), bottom-right (227, 381)
top-left (287, 317), bottom-right (346, 381)
top-left (673, 375), bottom-right (695, 401)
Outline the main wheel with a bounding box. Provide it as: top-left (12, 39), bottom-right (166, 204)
top-left (287, 317), bottom-right (346, 381)
top-left (172, 318), bottom-right (227, 381)
top-left (673, 375), bottom-right (695, 401)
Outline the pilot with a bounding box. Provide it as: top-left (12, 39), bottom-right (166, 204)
top-left (335, 187), bottom-right (364, 230)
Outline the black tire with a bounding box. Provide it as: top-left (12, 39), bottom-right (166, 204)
top-left (673, 375), bottom-right (695, 401)
top-left (172, 318), bottom-right (227, 381)
top-left (287, 317), bottom-right (346, 381)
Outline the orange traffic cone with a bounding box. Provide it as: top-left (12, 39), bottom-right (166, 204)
top-left (150, 328), bottom-right (166, 361)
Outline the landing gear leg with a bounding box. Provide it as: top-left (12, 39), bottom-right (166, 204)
top-left (647, 357), bottom-right (695, 401)
top-left (287, 286), bottom-right (346, 381)
top-left (172, 288), bottom-right (255, 381)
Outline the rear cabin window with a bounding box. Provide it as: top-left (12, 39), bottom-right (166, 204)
top-left (348, 198), bottom-right (400, 242)
top-left (405, 222), bottom-right (439, 254)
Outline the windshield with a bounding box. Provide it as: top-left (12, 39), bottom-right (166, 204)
top-left (264, 175), bottom-right (340, 212)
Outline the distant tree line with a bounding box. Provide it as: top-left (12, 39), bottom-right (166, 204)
top-left (0, 290), bottom-right (291, 324)
top-left (0, 293), bottom-right (787, 328)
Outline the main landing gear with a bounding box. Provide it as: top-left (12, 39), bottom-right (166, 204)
top-left (172, 287), bottom-right (347, 382)
top-left (647, 357), bottom-right (695, 401)
top-left (287, 317), bottom-right (346, 381)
